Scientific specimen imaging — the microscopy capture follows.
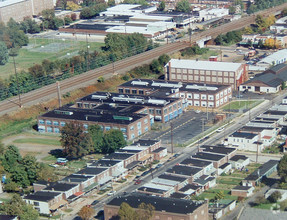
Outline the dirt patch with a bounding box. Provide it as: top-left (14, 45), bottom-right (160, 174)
top-left (2, 133), bottom-right (61, 162)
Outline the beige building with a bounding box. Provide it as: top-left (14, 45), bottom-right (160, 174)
top-left (0, 0), bottom-right (54, 23)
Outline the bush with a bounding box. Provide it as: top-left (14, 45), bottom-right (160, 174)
top-left (268, 191), bottom-right (282, 203)
top-left (254, 195), bottom-right (268, 206)
top-left (121, 74), bottom-right (130, 81)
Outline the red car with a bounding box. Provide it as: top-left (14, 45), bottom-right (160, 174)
top-left (134, 179), bottom-right (142, 185)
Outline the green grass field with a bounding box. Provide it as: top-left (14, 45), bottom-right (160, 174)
top-left (0, 38), bottom-right (104, 79)
top-left (222, 100), bottom-right (260, 110)
top-left (13, 138), bottom-right (61, 146)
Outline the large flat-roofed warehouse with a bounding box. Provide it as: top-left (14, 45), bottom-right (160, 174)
top-left (165, 59), bottom-right (248, 89)
top-left (37, 105), bottom-right (151, 140)
top-left (118, 79), bottom-right (232, 108)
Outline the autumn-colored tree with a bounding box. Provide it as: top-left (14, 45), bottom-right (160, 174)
top-left (78, 205), bottom-right (94, 220)
top-left (67, 1), bottom-right (80, 11)
top-left (60, 121), bottom-right (89, 158)
top-left (118, 202), bottom-right (137, 220)
top-left (137, 203), bottom-right (155, 220)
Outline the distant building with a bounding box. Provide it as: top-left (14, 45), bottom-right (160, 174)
top-left (165, 59), bottom-right (248, 89)
top-left (104, 193), bottom-right (209, 220)
top-left (256, 49), bottom-right (287, 68)
top-left (0, 0), bottom-right (54, 23)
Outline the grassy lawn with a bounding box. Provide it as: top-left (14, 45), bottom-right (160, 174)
top-left (42, 155), bottom-right (57, 162)
top-left (217, 178), bottom-right (242, 185)
top-left (67, 160), bottom-right (87, 169)
top-left (13, 138), bottom-right (60, 146)
top-left (0, 118), bottom-right (36, 139)
top-left (222, 100), bottom-right (261, 110)
top-left (254, 203), bottom-right (274, 210)
top-left (0, 38), bottom-right (104, 79)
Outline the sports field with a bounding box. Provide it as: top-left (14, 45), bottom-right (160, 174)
top-left (0, 38), bottom-right (104, 79)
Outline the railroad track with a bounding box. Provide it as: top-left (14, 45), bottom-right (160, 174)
top-left (1, 3), bottom-right (287, 116)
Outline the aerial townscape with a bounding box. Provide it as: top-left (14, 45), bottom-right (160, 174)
top-left (2, 0), bottom-right (287, 220)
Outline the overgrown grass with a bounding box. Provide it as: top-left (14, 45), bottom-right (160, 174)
top-left (13, 138), bottom-right (61, 146)
top-left (254, 203), bottom-right (274, 210)
top-left (0, 118), bottom-right (35, 139)
top-left (42, 155), bottom-right (57, 162)
top-left (67, 160), bottom-right (87, 169)
top-left (217, 178), bottom-right (242, 185)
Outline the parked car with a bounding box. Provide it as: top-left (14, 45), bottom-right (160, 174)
top-left (141, 171), bottom-right (150, 177)
top-left (107, 191), bottom-right (116, 196)
top-left (156, 164), bottom-right (163, 169)
top-left (91, 200), bottom-right (99, 206)
top-left (216, 127), bottom-right (224, 133)
top-left (134, 179), bottom-right (142, 185)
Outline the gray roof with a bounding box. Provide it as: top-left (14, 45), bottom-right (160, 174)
top-left (239, 207), bottom-right (287, 220)
top-left (244, 160), bottom-right (278, 181)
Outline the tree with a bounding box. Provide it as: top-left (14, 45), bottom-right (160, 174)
top-left (108, 0), bottom-right (116, 7)
top-left (22, 155), bottom-right (39, 184)
top-left (87, 124), bottom-right (104, 153)
top-left (282, 82), bottom-right (286, 90)
top-left (278, 154), bottom-right (287, 183)
top-left (0, 41), bottom-right (9, 65)
top-left (150, 59), bottom-right (162, 74)
top-left (37, 163), bottom-right (58, 182)
top-left (0, 194), bottom-right (39, 220)
top-left (60, 122), bottom-right (89, 158)
top-left (66, 1), bottom-right (80, 11)
top-left (268, 191), bottom-right (282, 203)
top-left (158, 54), bottom-right (170, 66)
top-left (80, 7), bottom-right (95, 19)
top-left (0, 141), bottom-right (5, 155)
top-left (175, 0), bottom-right (190, 13)
top-left (71, 13), bottom-right (77, 21)
top-left (118, 202), bottom-right (137, 220)
top-left (137, 203), bottom-right (155, 220)
top-left (2, 145), bottom-right (22, 173)
top-left (103, 129), bottom-right (126, 154)
top-left (10, 165), bottom-right (30, 187)
top-left (3, 181), bottom-right (18, 192)
top-left (158, 1), bottom-right (165, 11)
top-left (78, 205), bottom-right (95, 220)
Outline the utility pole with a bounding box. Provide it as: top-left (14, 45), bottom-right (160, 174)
top-left (12, 56), bottom-right (22, 108)
top-left (248, 97), bottom-right (251, 121)
top-left (201, 118), bottom-right (205, 133)
top-left (170, 122), bottom-right (174, 154)
top-left (56, 81), bottom-right (62, 107)
top-left (86, 32), bottom-right (90, 71)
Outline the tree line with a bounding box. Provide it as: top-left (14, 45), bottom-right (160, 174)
top-left (0, 33), bottom-right (157, 102)
top-left (60, 123), bottom-right (126, 159)
top-left (247, 0), bottom-right (287, 14)
top-left (0, 143), bottom-right (58, 190)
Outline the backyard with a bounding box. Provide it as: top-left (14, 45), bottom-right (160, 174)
top-left (195, 163), bottom-right (262, 201)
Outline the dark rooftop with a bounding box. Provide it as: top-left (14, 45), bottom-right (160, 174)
top-left (239, 126), bottom-right (273, 133)
top-left (61, 174), bottom-right (94, 183)
top-left (118, 149), bottom-right (142, 153)
top-left (133, 139), bottom-right (160, 147)
top-left (179, 184), bottom-right (201, 192)
top-left (33, 180), bottom-right (49, 186)
top-left (103, 152), bottom-right (135, 160)
top-left (78, 91), bottom-right (180, 107)
top-left (152, 147), bottom-right (166, 153)
top-left (229, 155), bottom-right (249, 162)
top-left (230, 132), bottom-right (257, 139)
top-left (119, 79), bottom-right (229, 95)
top-left (244, 160), bottom-right (278, 181)
top-left (89, 159), bottom-right (122, 167)
top-left (43, 182), bottom-right (78, 192)
top-left (200, 145), bottom-right (236, 155)
top-left (192, 152), bottom-right (225, 161)
top-left (107, 193), bottom-right (206, 215)
top-left (157, 174), bottom-right (187, 182)
top-left (24, 191), bottom-right (61, 202)
top-left (170, 192), bottom-right (187, 199)
top-left (180, 158), bottom-right (213, 167)
top-left (219, 163), bottom-right (231, 170)
top-left (40, 106), bottom-right (147, 125)
top-left (75, 167), bottom-right (108, 176)
top-left (166, 165), bottom-right (202, 176)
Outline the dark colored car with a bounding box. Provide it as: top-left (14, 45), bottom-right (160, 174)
top-left (91, 200), bottom-right (99, 206)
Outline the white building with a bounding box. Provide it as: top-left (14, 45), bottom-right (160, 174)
top-left (270, 16), bottom-right (287, 33)
top-left (198, 8), bottom-right (229, 21)
top-left (257, 49), bottom-right (287, 68)
top-left (100, 4), bottom-right (157, 17)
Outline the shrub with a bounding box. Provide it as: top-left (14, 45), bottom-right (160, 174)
top-left (268, 191), bottom-right (282, 203)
